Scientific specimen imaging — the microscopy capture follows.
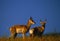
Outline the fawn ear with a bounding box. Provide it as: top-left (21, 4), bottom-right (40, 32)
top-left (40, 19), bottom-right (42, 22)
top-left (45, 19), bottom-right (47, 23)
top-left (40, 19), bottom-right (42, 23)
top-left (45, 19), bottom-right (47, 21)
top-left (30, 16), bottom-right (32, 19)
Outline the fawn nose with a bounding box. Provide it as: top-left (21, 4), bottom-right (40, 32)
top-left (32, 21), bottom-right (36, 24)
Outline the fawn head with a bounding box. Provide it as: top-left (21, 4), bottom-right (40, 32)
top-left (29, 17), bottom-right (36, 24)
top-left (40, 19), bottom-right (47, 25)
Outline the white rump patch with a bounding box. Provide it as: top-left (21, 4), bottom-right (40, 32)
top-left (29, 29), bottom-right (34, 34)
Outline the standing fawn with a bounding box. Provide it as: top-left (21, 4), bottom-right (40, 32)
top-left (9, 17), bottom-right (35, 39)
top-left (29, 19), bottom-right (47, 38)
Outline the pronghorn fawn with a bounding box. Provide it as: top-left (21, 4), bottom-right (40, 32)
top-left (9, 17), bottom-right (35, 39)
top-left (29, 19), bottom-right (47, 38)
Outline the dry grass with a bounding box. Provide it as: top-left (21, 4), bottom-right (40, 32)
top-left (0, 34), bottom-right (60, 41)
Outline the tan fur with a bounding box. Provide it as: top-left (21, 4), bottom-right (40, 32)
top-left (29, 20), bottom-right (46, 37)
top-left (9, 17), bottom-right (35, 39)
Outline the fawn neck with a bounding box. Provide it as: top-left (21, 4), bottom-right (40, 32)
top-left (26, 20), bottom-right (32, 30)
top-left (41, 24), bottom-right (46, 31)
top-left (42, 24), bottom-right (45, 28)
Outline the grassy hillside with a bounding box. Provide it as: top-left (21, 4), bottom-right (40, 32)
top-left (0, 34), bottom-right (60, 41)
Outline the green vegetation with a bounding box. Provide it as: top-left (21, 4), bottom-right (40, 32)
top-left (0, 33), bottom-right (60, 41)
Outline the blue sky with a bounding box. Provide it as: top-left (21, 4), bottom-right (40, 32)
top-left (0, 0), bottom-right (60, 37)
